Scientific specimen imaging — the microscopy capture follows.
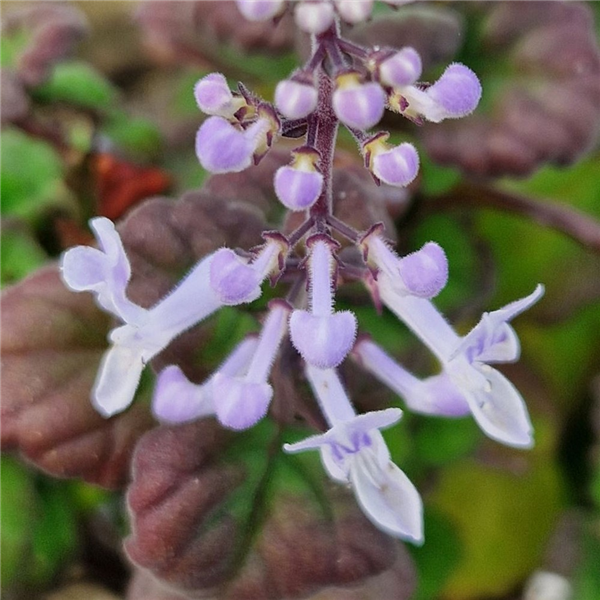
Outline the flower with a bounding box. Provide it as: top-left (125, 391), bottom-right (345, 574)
top-left (213, 301), bottom-right (290, 430)
top-left (363, 133), bottom-right (420, 187)
top-left (333, 72), bottom-right (386, 131)
top-left (294, 1), bottom-right (336, 35)
top-left (360, 226), bottom-right (448, 298)
top-left (274, 146), bottom-right (323, 211)
top-left (152, 336), bottom-right (258, 423)
top-left (194, 73), bottom-right (245, 119)
top-left (284, 366), bottom-right (423, 543)
top-left (376, 47), bottom-right (422, 88)
top-left (334, 0), bottom-right (374, 24)
top-left (235, 0), bottom-right (285, 21)
top-left (275, 78), bottom-right (318, 120)
top-left (61, 218), bottom-right (283, 417)
top-left (389, 63), bottom-right (482, 124)
top-left (353, 338), bottom-right (470, 417)
top-left (289, 237), bottom-right (357, 368)
top-left (374, 266), bottom-right (544, 447)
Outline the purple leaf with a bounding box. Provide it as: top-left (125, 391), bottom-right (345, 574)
top-left (2, 3), bottom-right (88, 87)
top-left (0, 267), bottom-right (153, 489)
top-left (125, 419), bottom-right (416, 599)
top-left (136, 1), bottom-right (295, 69)
top-left (422, 1), bottom-right (600, 177)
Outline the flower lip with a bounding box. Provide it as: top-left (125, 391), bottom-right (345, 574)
top-left (333, 72), bottom-right (386, 131)
top-left (275, 78), bottom-right (318, 120)
top-left (236, 0), bottom-right (285, 21)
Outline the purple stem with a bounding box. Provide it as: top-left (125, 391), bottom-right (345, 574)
top-left (309, 69), bottom-right (339, 221)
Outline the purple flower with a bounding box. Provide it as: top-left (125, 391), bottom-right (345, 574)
top-left (334, 0), bottom-right (374, 24)
top-left (353, 338), bottom-right (470, 417)
top-left (235, 0), bottom-right (285, 21)
top-left (60, 217), bottom-right (285, 418)
top-left (196, 116), bottom-right (260, 174)
top-left (284, 366), bottom-right (423, 543)
top-left (364, 133), bottom-right (419, 187)
top-left (60, 217), bottom-right (145, 325)
top-left (289, 238), bottom-right (357, 368)
top-left (213, 301), bottom-right (290, 430)
top-left (275, 78), bottom-right (318, 120)
top-left (389, 63), bottom-right (482, 124)
top-left (360, 227), bottom-right (448, 299)
top-left (274, 147), bottom-right (323, 211)
top-left (294, 1), bottom-right (335, 35)
top-left (374, 273), bottom-right (544, 447)
top-left (377, 47), bottom-right (422, 88)
top-left (194, 73), bottom-right (244, 119)
top-left (427, 63), bottom-right (482, 119)
top-left (210, 237), bottom-right (288, 305)
top-left (333, 73), bottom-right (386, 131)
top-left (152, 337), bottom-right (258, 423)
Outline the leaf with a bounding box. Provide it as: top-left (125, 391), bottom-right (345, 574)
top-left (429, 455), bottom-right (563, 599)
top-left (0, 266), bottom-right (154, 489)
top-left (136, 1), bottom-right (297, 82)
top-left (101, 113), bottom-right (163, 159)
top-left (0, 221), bottom-right (47, 287)
top-left (2, 3), bottom-right (88, 87)
top-left (0, 69), bottom-right (30, 124)
top-left (125, 419), bottom-right (416, 600)
top-left (1, 128), bottom-right (69, 219)
top-left (571, 519), bottom-right (600, 600)
top-left (409, 510), bottom-right (463, 600)
top-left (422, 1), bottom-right (600, 177)
top-left (0, 456), bottom-right (37, 590)
top-left (33, 61), bottom-right (116, 110)
top-left (413, 417), bottom-right (480, 467)
top-left (349, 4), bottom-right (464, 72)
top-left (26, 479), bottom-right (79, 588)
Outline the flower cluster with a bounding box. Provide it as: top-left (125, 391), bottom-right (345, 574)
top-left (61, 0), bottom-right (540, 545)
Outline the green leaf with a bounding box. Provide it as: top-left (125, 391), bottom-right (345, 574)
top-left (33, 61), bottom-right (117, 110)
top-left (411, 214), bottom-right (480, 313)
top-left (1, 129), bottom-right (70, 220)
top-left (0, 225), bottom-right (47, 286)
top-left (591, 462), bottom-right (600, 509)
top-left (572, 519), bottom-right (600, 600)
top-left (0, 456), bottom-right (37, 590)
top-left (0, 28), bottom-right (30, 68)
top-left (418, 149), bottom-right (462, 197)
top-left (413, 417), bottom-right (480, 467)
top-left (430, 456), bottom-right (564, 599)
top-left (27, 480), bottom-right (79, 588)
top-left (410, 509), bottom-right (463, 600)
top-left (102, 112), bottom-right (163, 159)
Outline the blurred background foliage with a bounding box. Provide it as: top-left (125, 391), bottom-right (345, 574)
top-left (1, 2), bottom-right (599, 600)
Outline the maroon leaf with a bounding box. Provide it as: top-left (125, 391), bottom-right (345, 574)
top-left (0, 180), bottom-right (267, 488)
top-left (0, 266), bottom-right (153, 489)
top-left (348, 4), bottom-right (464, 72)
top-left (136, 1), bottom-right (295, 71)
top-left (125, 419), bottom-right (416, 599)
top-left (422, 1), bottom-right (600, 177)
top-left (0, 69), bottom-right (30, 125)
top-left (2, 3), bottom-right (88, 87)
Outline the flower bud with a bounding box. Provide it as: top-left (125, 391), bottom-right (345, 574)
top-left (333, 72), bottom-right (385, 130)
top-left (377, 47), bottom-right (422, 87)
top-left (426, 63), bottom-right (482, 119)
top-left (294, 1), bottom-right (335, 35)
top-left (194, 73), bottom-right (245, 119)
top-left (275, 78), bottom-right (318, 119)
top-left (274, 147), bottom-right (323, 211)
top-left (235, 0), bottom-right (285, 21)
top-left (363, 132), bottom-right (419, 187)
top-left (334, 0), bottom-right (374, 24)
